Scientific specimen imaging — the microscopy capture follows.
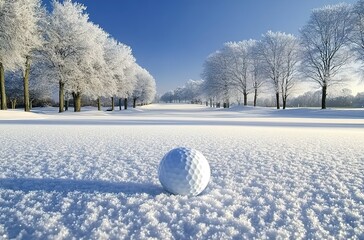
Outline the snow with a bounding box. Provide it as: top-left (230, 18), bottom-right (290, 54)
top-left (0, 104), bottom-right (363, 239)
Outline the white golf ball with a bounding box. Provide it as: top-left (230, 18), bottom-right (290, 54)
top-left (158, 147), bottom-right (210, 196)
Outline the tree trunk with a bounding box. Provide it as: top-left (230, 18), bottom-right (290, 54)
top-left (254, 88), bottom-right (257, 107)
top-left (23, 56), bottom-right (31, 112)
top-left (133, 98), bottom-right (137, 108)
top-left (0, 62), bottom-right (7, 110)
top-left (73, 92), bottom-right (81, 112)
top-left (11, 99), bottom-right (16, 109)
top-left (243, 92), bottom-right (248, 106)
top-left (282, 96), bottom-right (287, 109)
top-left (59, 81), bottom-right (65, 113)
top-left (111, 97), bottom-right (114, 111)
top-left (119, 98), bottom-right (122, 110)
top-left (124, 98), bottom-right (128, 110)
top-left (322, 85), bottom-right (327, 109)
top-left (97, 97), bottom-right (101, 111)
top-left (276, 92), bottom-right (280, 109)
top-left (65, 99), bottom-right (68, 111)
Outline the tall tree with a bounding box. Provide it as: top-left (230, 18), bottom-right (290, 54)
top-left (300, 3), bottom-right (353, 109)
top-left (256, 31), bottom-right (298, 109)
top-left (18, 0), bottom-right (43, 112)
top-left (249, 42), bottom-right (265, 107)
top-left (280, 35), bottom-right (300, 109)
top-left (0, 0), bottom-right (27, 109)
top-left (67, 21), bottom-right (110, 112)
top-left (223, 40), bottom-right (255, 106)
top-left (43, 0), bottom-right (91, 112)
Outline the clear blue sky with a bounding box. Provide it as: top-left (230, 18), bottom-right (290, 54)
top-left (44, 0), bottom-right (356, 94)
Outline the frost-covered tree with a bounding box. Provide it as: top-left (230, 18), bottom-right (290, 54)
top-left (202, 50), bottom-right (233, 108)
top-left (160, 90), bottom-right (174, 103)
top-left (0, 0), bottom-right (42, 110)
top-left (117, 56), bottom-right (137, 110)
top-left (184, 79), bottom-right (204, 103)
top-left (0, 0), bottom-right (20, 109)
top-left (300, 3), bottom-right (353, 109)
top-left (5, 71), bottom-right (22, 109)
top-left (256, 31), bottom-right (299, 109)
top-left (249, 42), bottom-right (265, 107)
top-left (103, 37), bottom-right (135, 110)
top-left (43, 0), bottom-right (114, 112)
top-left (280, 35), bottom-right (300, 109)
top-left (43, 0), bottom-right (91, 112)
top-left (29, 58), bottom-right (55, 108)
top-left (67, 21), bottom-right (110, 112)
top-left (18, 0), bottom-right (43, 112)
top-left (163, 80), bottom-right (204, 104)
top-left (131, 66), bottom-right (156, 107)
top-left (223, 40), bottom-right (256, 106)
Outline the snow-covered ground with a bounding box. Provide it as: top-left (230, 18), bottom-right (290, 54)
top-left (0, 104), bottom-right (363, 239)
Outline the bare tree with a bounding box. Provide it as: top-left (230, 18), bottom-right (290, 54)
top-left (249, 42), bottom-right (265, 107)
top-left (300, 3), bottom-right (353, 109)
top-left (223, 41), bottom-right (255, 106)
top-left (256, 31), bottom-right (299, 109)
top-left (281, 36), bottom-right (300, 109)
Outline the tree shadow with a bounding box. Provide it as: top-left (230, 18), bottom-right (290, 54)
top-left (0, 178), bottom-right (164, 196)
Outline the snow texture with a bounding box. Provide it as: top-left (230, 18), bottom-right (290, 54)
top-left (0, 104), bottom-right (363, 239)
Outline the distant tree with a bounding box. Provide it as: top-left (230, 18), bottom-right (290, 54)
top-left (28, 59), bottom-right (53, 109)
top-left (184, 79), bottom-right (204, 103)
top-left (131, 66), bottom-right (156, 107)
top-left (160, 90), bottom-right (175, 103)
top-left (289, 90), bottom-right (322, 107)
top-left (202, 50), bottom-right (233, 108)
top-left (103, 38), bottom-right (135, 111)
top-left (353, 92), bottom-right (364, 107)
top-left (173, 87), bottom-right (185, 103)
top-left (5, 71), bottom-right (23, 109)
top-left (256, 31), bottom-right (299, 109)
top-left (300, 3), bottom-right (353, 109)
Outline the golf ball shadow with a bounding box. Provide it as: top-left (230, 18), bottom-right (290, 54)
top-left (158, 147), bottom-right (210, 196)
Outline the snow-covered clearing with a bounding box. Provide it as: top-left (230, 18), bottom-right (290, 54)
top-left (0, 104), bottom-right (363, 239)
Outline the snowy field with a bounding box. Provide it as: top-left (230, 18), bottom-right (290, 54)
top-left (0, 104), bottom-right (363, 239)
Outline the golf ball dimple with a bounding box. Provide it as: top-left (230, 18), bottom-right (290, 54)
top-left (158, 147), bottom-right (211, 196)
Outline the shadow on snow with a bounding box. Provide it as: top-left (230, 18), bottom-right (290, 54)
top-left (0, 178), bottom-right (163, 196)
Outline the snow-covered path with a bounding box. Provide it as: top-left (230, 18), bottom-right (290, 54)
top-left (0, 104), bottom-right (363, 239)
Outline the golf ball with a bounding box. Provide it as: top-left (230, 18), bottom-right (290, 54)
top-left (158, 147), bottom-right (210, 196)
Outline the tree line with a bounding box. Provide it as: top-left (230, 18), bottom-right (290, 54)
top-left (162, 2), bottom-right (364, 110)
top-left (0, 0), bottom-right (156, 112)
